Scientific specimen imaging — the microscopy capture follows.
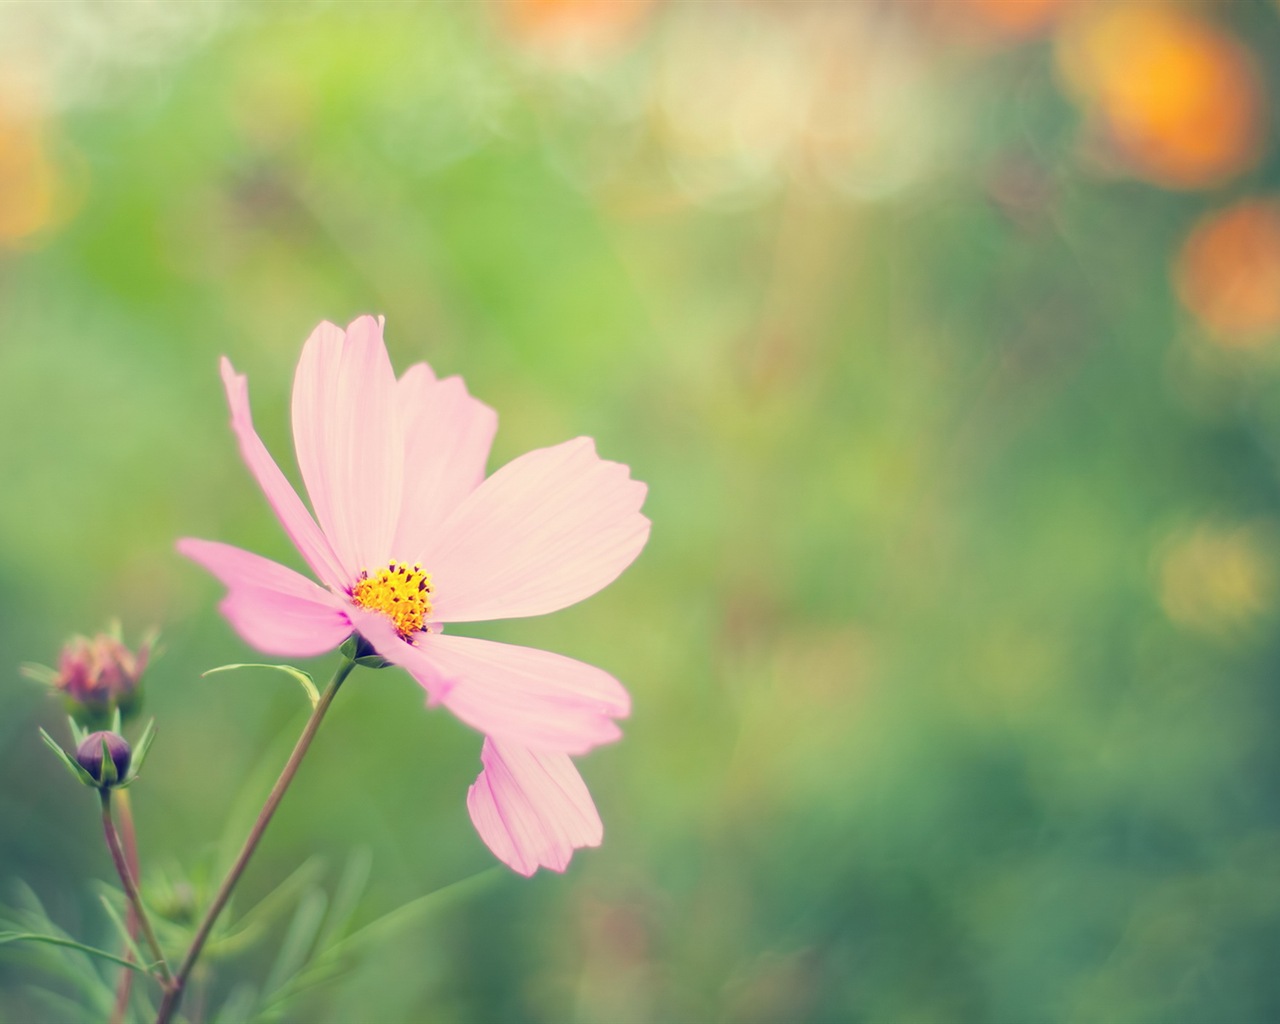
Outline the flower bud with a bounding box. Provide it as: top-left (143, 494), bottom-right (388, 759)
top-left (26, 626), bottom-right (153, 727)
top-left (75, 731), bottom-right (132, 788)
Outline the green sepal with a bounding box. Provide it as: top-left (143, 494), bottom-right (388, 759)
top-left (342, 632), bottom-right (388, 668)
top-left (123, 718), bottom-right (157, 785)
top-left (203, 663), bottom-right (320, 710)
top-left (38, 728), bottom-right (97, 788)
top-left (67, 716), bottom-right (87, 747)
top-left (97, 735), bottom-right (119, 787)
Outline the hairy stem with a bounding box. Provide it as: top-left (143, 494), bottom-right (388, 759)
top-left (155, 656), bottom-right (356, 1024)
top-left (101, 789), bottom-right (173, 987)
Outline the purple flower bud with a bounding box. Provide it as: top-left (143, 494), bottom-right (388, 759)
top-left (75, 731), bottom-right (132, 786)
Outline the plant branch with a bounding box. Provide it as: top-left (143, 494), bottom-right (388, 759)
top-left (100, 790), bottom-right (173, 988)
top-left (110, 789), bottom-right (143, 1024)
top-left (155, 655), bottom-right (356, 1024)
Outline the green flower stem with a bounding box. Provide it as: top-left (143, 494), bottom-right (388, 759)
top-left (100, 789), bottom-right (173, 988)
top-left (110, 789), bottom-right (143, 1024)
top-left (156, 656), bottom-right (356, 1024)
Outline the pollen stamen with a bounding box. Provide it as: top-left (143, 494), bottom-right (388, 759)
top-left (352, 562), bottom-right (433, 638)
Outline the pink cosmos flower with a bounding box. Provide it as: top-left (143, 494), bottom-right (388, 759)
top-left (178, 316), bottom-right (649, 875)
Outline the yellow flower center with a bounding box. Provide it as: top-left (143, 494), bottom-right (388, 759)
top-left (351, 562), bottom-right (433, 638)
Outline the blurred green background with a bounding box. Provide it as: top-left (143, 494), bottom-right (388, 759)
top-left (5, 0), bottom-right (1280, 1020)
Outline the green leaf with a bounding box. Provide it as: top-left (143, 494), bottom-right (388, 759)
top-left (96, 894), bottom-right (146, 970)
top-left (211, 857), bottom-right (325, 957)
top-left (9, 879), bottom-right (52, 921)
top-left (67, 716), bottom-right (87, 747)
top-left (0, 899), bottom-right (116, 1013)
top-left (263, 887), bottom-right (328, 997)
top-left (18, 662), bottom-right (57, 686)
top-left (26, 985), bottom-right (102, 1024)
top-left (38, 728), bottom-right (96, 788)
top-left (318, 846), bottom-right (373, 950)
top-left (203, 664), bottom-right (320, 710)
top-left (330, 869), bottom-right (499, 957)
top-left (0, 932), bottom-right (156, 974)
top-left (126, 718), bottom-right (157, 783)
top-left (211, 983), bottom-right (258, 1024)
top-left (270, 869), bottom-right (500, 1010)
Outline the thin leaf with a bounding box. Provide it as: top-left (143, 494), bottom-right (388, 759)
top-left (9, 879), bottom-right (49, 920)
top-left (211, 982), bottom-right (258, 1024)
top-left (38, 728), bottom-right (95, 787)
top-left (127, 718), bottom-right (157, 782)
top-left (8, 940), bottom-right (113, 1010)
top-left (270, 869), bottom-right (499, 1010)
top-left (203, 663), bottom-right (320, 709)
top-left (130, 979), bottom-right (157, 1023)
top-left (96, 894), bottom-right (146, 970)
top-left (261, 954), bottom-right (348, 1014)
top-left (208, 857), bottom-right (325, 957)
top-left (262, 887), bottom-right (328, 997)
top-left (25, 984), bottom-right (101, 1024)
top-left (325, 869), bottom-right (499, 959)
top-left (0, 932), bottom-right (156, 974)
top-left (317, 846), bottom-right (372, 950)
top-left (19, 662), bottom-right (57, 685)
top-left (0, 893), bottom-right (114, 1007)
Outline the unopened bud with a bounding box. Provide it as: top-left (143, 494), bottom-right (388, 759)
top-left (25, 626), bottom-right (153, 727)
top-left (75, 731), bottom-right (132, 788)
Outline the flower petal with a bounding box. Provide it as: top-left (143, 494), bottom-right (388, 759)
top-left (391, 364), bottom-right (498, 563)
top-left (430, 634), bottom-right (629, 754)
top-left (292, 316), bottom-right (403, 578)
top-left (422, 437), bottom-right (650, 622)
top-left (467, 738), bottom-right (603, 876)
top-left (220, 357), bottom-right (347, 590)
top-left (352, 626), bottom-right (627, 753)
top-left (177, 538), bottom-right (352, 657)
top-left (341, 606), bottom-right (452, 705)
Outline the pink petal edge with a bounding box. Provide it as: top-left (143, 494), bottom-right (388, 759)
top-left (350, 621), bottom-right (629, 754)
top-left (422, 437), bottom-right (651, 623)
top-left (177, 538), bottom-right (352, 657)
top-left (467, 738), bottom-right (603, 876)
top-left (291, 315), bottom-right (404, 578)
top-left (220, 358), bottom-right (348, 590)
top-left (391, 365), bottom-right (498, 563)
top-left (431, 633), bottom-right (630, 755)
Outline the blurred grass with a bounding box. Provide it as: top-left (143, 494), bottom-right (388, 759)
top-left (4, 1), bottom-right (1280, 1021)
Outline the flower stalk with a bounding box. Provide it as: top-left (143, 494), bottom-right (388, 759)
top-left (110, 789), bottom-right (143, 1024)
top-left (99, 789), bottom-right (172, 988)
top-left (155, 654), bottom-right (356, 1024)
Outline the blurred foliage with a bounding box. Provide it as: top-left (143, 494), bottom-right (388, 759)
top-left (4, 0), bottom-right (1280, 1020)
